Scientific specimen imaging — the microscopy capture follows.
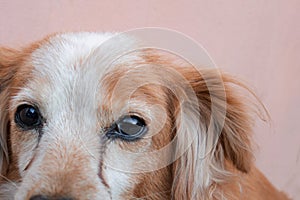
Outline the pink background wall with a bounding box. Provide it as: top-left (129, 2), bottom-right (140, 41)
top-left (1, 0), bottom-right (299, 198)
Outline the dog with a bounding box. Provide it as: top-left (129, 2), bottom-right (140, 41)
top-left (0, 32), bottom-right (289, 200)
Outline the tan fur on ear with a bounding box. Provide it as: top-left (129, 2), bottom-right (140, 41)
top-left (0, 40), bottom-right (51, 177)
top-left (0, 47), bottom-right (20, 175)
top-left (218, 73), bottom-right (267, 172)
top-left (170, 67), bottom-right (267, 199)
top-left (0, 48), bottom-right (19, 91)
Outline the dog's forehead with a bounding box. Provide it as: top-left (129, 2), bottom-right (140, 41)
top-left (31, 32), bottom-right (138, 74)
top-left (31, 33), bottom-right (138, 85)
top-left (13, 32), bottom-right (144, 117)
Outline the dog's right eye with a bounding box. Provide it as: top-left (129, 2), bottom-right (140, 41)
top-left (15, 104), bottom-right (42, 130)
top-left (106, 115), bottom-right (147, 141)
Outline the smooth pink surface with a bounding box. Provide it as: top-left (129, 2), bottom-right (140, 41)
top-left (1, 0), bottom-right (299, 198)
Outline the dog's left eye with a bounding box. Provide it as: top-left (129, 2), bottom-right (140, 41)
top-left (106, 115), bottom-right (147, 141)
top-left (15, 104), bottom-right (42, 130)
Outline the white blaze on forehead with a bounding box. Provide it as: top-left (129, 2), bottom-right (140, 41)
top-left (32, 32), bottom-right (125, 75)
top-left (13, 32), bottom-right (141, 118)
top-left (24, 33), bottom-right (116, 126)
top-left (31, 32), bottom-right (140, 74)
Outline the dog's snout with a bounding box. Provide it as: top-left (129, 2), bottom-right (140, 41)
top-left (29, 195), bottom-right (73, 200)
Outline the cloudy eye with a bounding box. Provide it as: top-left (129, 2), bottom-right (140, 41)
top-left (106, 115), bottom-right (147, 141)
top-left (15, 104), bottom-right (42, 130)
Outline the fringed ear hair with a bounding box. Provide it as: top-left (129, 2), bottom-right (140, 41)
top-left (0, 47), bottom-right (19, 175)
top-left (170, 67), bottom-right (266, 199)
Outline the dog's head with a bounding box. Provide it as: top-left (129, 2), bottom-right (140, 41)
top-left (0, 32), bottom-right (262, 200)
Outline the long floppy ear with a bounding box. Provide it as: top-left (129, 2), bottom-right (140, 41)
top-left (171, 67), bottom-right (266, 199)
top-left (0, 47), bottom-right (19, 175)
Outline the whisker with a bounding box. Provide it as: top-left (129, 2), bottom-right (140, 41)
top-left (0, 174), bottom-right (18, 189)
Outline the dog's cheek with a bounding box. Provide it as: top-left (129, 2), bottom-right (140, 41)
top-left (103, 167), bottom-right (133, 198)
top-left (9, 127), bottom-right (38, 176)
top-left (101, 143), bottom-right (138, 199)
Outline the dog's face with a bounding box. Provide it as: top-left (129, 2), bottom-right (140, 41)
top-left (0, 33), bottom-right (257, 200)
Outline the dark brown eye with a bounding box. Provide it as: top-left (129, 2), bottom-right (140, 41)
top-left (15, 104), bottom-right (42, 130)
top-left (106, 115), bottom-right (147, 141)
